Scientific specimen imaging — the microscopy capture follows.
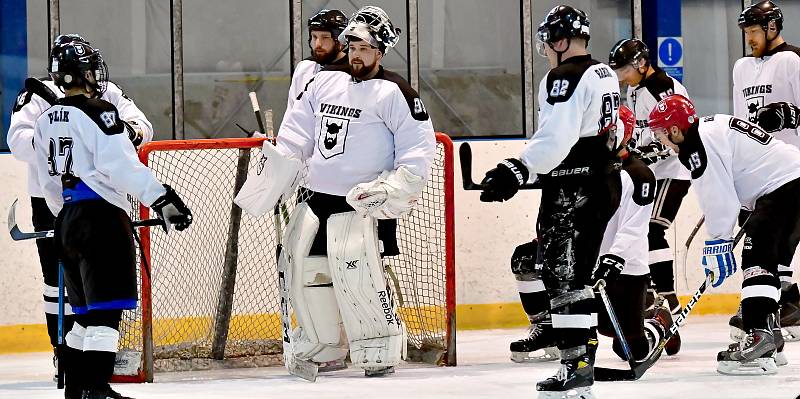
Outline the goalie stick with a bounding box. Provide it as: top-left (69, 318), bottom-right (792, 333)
top-left (7, 199), bottom-right (162, 241)
top-left (458, 142), bottom-right (539, 190)
top-left (594, 222), bottom-right (748, 381)
top-left (247, 92), bottom-right (318, 382)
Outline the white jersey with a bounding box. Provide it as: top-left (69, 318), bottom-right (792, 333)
top-left (276, 65), bottom-right (436, 196)
top-left (522, 55), bottom-right (622, 176)
top-left (626, 66), bottom-right (691, 180)
top-left (600, 158), bottom-right (656, 276)
top-left (733, 43), bottom-right (800, 148)
top-left (33, 95), bottom-right (165, 216)
top-left (8, 79), bottom-right (153, 198)
top-left (283, 59), bottom-right (321, 125)
top-left (676, 114), bottom-right (800, 240)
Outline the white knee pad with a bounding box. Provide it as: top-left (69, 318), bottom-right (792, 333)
top-left (65, 323), bottom-right (86, 350)
top-left (83, 326), bottom-right (120, 353)
top-left (283, 203), bottom-right (348, 363)
top-left (327, 212), bottom-right (406, 369)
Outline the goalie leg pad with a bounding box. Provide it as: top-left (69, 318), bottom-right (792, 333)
top-left (327, 212), bottom-right (405, 369)
top-left (283, 203), bottom-right (348, 363)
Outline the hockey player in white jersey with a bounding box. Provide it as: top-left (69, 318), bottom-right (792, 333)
top-left (609, 40), bottom-right (691, 343)
top-left (32, 41), bottom-right (192, 399)
top-left (732, 0), bottom-right (800, 341)
top-left (509, 106), bottom-right (673, 367)
top-left (238, 6), bottom-right (435, 377)
top-left (478, 5), bottom-right (622, 397)
top-left (649, 94), bottom-right (800, 375)
top-left (283, 9), bottom-right (348, 121)
top-left (6, 33), bottom-right (153, 382)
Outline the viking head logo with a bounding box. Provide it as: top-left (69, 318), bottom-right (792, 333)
top-left (324, 121), bottom-right (343, 150)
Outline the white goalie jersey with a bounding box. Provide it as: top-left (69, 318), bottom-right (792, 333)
top-left (276, 64), bottom-right (435, 196)
top-left (676, 114), bottom-right (800, 240)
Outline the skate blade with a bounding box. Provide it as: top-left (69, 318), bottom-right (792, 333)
top-left (537, 386), bottom-right (594, 399)
top-left (782, 326), bottom-right (800, 342)
top-left (729, 326), bottom-right (745, 343)
top-left (511, 347), bottom-right (560, 363)
top-left (717, 358), bottom-right (778, 375)
top-left (775, 352), bottom-right (789, 367)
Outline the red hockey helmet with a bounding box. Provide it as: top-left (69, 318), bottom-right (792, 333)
top-left (619, 104), bottom-right (635, 146)
top-left (648, 94), bottom-right (697, 136)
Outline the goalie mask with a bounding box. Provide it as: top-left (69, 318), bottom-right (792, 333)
top-left (339, 6), bottom-right (401, 53)
top-left (49, 41), bottom-right (108, 95)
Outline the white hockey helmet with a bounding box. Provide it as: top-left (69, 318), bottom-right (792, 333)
top-left (339, 6), bottom-right (401, 52)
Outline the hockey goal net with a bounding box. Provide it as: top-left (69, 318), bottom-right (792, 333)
top-left (113, 133), bottom-right (455, 382)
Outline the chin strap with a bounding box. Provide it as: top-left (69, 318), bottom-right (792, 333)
top-left (549, 38), bottom-right (572, 65)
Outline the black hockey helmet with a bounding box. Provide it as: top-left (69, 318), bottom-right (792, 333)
top-left (738, 1), bottom-right (783, 32)
top-left (308, 9), bottom-right (348, 44)
top-left (48, 41), bottom-right (108, 95)
top-left (536, 5), bottom-right (591, 46)
top-left (53, 33), bottom-right (89, 47)
top-left (608, 39), bottom-right (649, 70)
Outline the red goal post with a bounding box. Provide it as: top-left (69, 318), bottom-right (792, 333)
top-left (113, 133), bottom-right (455, 382)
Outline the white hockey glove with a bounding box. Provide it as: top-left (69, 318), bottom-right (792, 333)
top-left (234, 140), bottom-right (301, 217)
top-left (702, 239), bottom-right (736, 288)
top-left (150, 184), bottom-right (193, 232)
top-left (346, 166), bottom-right (425, 219)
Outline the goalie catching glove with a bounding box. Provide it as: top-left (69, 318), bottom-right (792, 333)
top-left (702, 239), bottom-right (736, 288)
top-left (345, 166), bottom-right (425, 219)
top-left (150, 184), bottom-right (193, 232)
top-left (756, 102), bottom-right (800, 133)
top-left (479, 158), bottom-right (529, 202)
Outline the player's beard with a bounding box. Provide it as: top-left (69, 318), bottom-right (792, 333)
top-left (350, 59), bottom-right (377, 78)
top-left (312, 47), bottom-right (339, 65)
top-left (750, 42), bottom-right (765, 57)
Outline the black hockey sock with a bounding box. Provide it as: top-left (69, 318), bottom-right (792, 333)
top-left (519, 290), bottom-right (550, 322)
top-left (82, 350), bottom-right (117, 390)
top-left (648, 261), bottom-right (675, 294)
top-left (63, 345), bottom-right (84, 397)
top-left (742, 297), bottom-right (779, 331)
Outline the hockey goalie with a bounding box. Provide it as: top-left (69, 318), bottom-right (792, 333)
top-left (235, 6), bottom-right (436, 378)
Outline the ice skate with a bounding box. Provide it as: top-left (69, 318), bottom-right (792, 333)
top-left (717, 328), bottom-right (778, 375)
top-left (536, 341), bottom-right (596, 399)
top-left (364, 366), bottom-right (395, 377)
top-left (510, 323), bottom-right (559, 362)
top-left (81, 385), bottom-right (134, 399)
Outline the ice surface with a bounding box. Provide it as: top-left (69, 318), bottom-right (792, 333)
top-left (1, 316), bottom-right (799, 399)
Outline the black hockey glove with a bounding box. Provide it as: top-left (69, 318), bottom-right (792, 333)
top-left (756, 102), bottom-right (800, 133)
top-left (479, 158), bottom-right (529, 202)
top-left (124, 120), bottom-right (144, 147)
top-left (591, 253), bottom-right (625, 285)
top-left (151, 184), bottom-right (193, 232)
top-left (633, 143), bottom-right (670, 165)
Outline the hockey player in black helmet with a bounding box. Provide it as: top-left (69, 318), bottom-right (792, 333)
top-left (608, 38), bottom-right (692, 356)
top-left (739, 0), bottom-right (784, 58)
top-left (33, 39), bottom-right (192, 399)
top-left (482, 4), bottom-right (622, 398)
top-left (280, 9), bottom-right (349, 133)
top-left (49, 41), bottom-right (109, 96)
top-left (308, 9), bottom-right (348, 65)
top-left (6, 34), bottom-right (154, 392)
top-left (731, 0), bottom-right (800, 358)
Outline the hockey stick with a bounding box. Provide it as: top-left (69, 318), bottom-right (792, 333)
top-left (56, 261), bottom-right (65, 389)
top-left (682, 216), bottom-right (705, 287)
top-left (458, 142), bottom-right (540, 190)
top-left (248, 92), bottom-right (318, 381)
top-left (595, 222), bottom-right (748, 381)
top-left (594, 279), bottom-right (637, 372)
top-left (25, 77), bottom-right (58, 105)
top-left (7, 199), bottom-right (163, 241)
